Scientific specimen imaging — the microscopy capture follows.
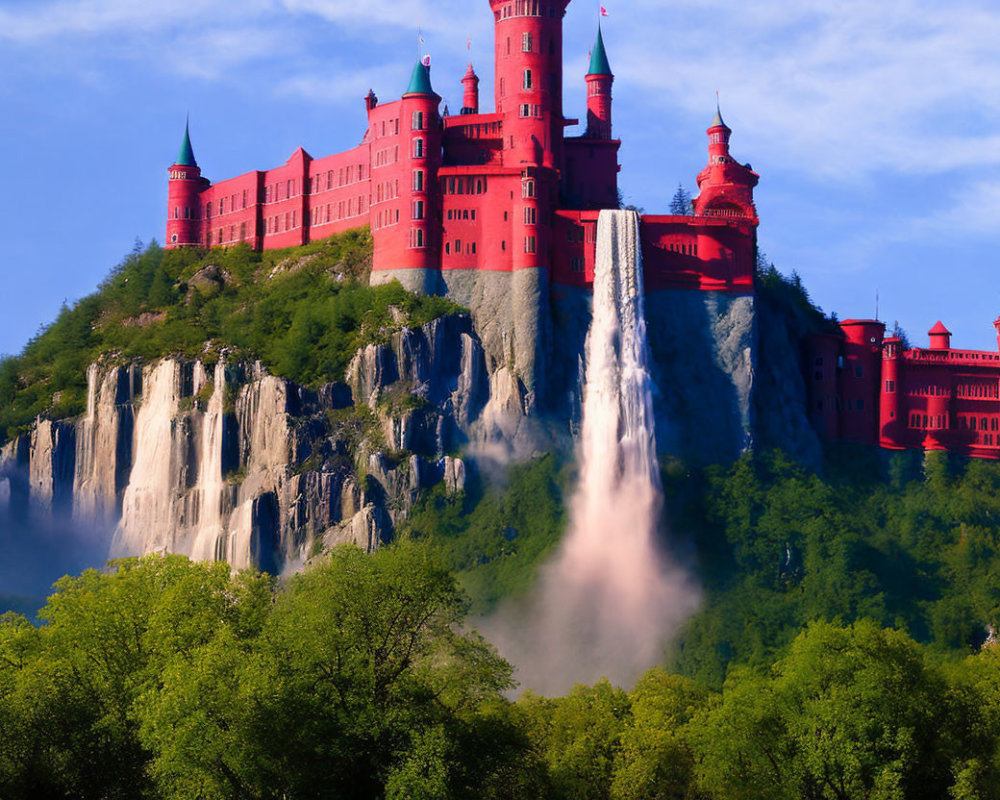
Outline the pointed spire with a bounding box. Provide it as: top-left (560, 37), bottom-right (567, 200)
top-left (175, 115), bottom-right (197, 167)
top-left (463, 62), bottom-right (477, 81)
top-left (710, 93), bottom-right (730, 130)
top-left (405, 60), bottom-right (436, 96)
top-left (588, 24), bottom-right (612, 76)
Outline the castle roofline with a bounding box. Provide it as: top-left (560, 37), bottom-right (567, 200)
top-left (404, 60), bottom-right (436, 96)
top-left (175, 118), bottom-right (197, 167)
top-left (588, 25), bottom-right (612, 76)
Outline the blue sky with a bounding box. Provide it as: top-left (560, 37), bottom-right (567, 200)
top-left (2, 0), bottom-right (1000, 356)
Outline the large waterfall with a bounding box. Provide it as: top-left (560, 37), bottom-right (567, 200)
top-left (484, 210), bottom-right (700, 694)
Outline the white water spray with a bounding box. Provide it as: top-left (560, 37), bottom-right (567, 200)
top-left (484, 210), bottom-right (700, 694)
top-left (190, 361), bottom-right (226, 562)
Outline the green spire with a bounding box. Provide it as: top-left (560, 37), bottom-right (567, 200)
top-left (176, 117), bottom-right (197, 167)
top-left (405, 60), bottom-right (435, 96)
top-left (588, 25), bottom-right (612, 76)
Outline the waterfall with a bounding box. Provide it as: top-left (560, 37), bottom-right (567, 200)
top-left (112, 360), bottom-right (181, 557)
top-left (190, 361), bottom-right (226, 562)
top-left (483, 210), bottom-right (700, 694)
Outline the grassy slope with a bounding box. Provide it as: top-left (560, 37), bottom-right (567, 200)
top-left (0, 231), bottom-right (461, 443)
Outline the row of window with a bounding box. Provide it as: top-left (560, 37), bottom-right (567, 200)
top-left (443, 176), bottom-right (488, 195)
top-left (374, 147), bottom-right (399, 168)
top-left (445, 239), bottom-right (477, 256)
top-left (372, 118), bottom-right (400, 140)
top-left (310, 164), bottom-right (366, 193)
top-left (666, 241), bottom-right (698, 257)
top-left (209, 222), bottom-right (249, 246)
top-left (907, 413), bottom-right (1000, 432)
top-left (495, 1), bottom-right (559, 21)
top-left (446, 208), bottom-right (477, 221)
top-left (265, 212), bottom-right (298, 235)
top-left (956, 383), bottom-right (1000, 399)
top-left (375, 180), bottom-right (400, 204)
top-left (372, 208), bottom-right (401, 230)
top-left (311, 196), bottom-right (368, 226)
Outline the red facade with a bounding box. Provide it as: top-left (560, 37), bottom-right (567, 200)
top-left (165, 0), bottom-right (759, 294)
top-left (808, 319), bottom-right (1000, 460)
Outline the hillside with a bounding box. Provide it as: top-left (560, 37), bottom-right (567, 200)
top-left (0, 231), bottom-right (459, 444)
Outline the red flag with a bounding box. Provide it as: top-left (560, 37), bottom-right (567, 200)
top-left (600, 5), bottom-right (609, 15)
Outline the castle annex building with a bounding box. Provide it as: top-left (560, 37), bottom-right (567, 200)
top-left (165, 0), bottom-right (760, 296)
top-left (809, 320), bottom-right (1000, 461)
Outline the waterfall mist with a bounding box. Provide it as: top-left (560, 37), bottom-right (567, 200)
top-left (482, 210), bottom-right (700, 695)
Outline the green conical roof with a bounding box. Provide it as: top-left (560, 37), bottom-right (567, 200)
top-left (588, 25), bottom-right (612, 76)
top-left (405, 60), bottom-right (435, 95)
top-left (176, 118), bottom-right (197, 167)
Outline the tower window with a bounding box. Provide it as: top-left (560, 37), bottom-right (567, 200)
top-left (522, 180), bottom-right (536, 198)
top-left (524, 207), bottom-right (536, 224)
top-left (525, 236), bottom-right (536, 254)
top-left (413, 170), bottom-right (425, 191)
top-left (412, 111), bottom-right (425, 130)
top-left (410, 228), bottom-right (425, 248)
top-left (412, 200), bottom-right (425, 220)
top-left (523, 69), bottom-right (533, 90)
top-left (413, 138), bottom-right (424, 158)
top-left (522, 32), bottom-right (533, 52)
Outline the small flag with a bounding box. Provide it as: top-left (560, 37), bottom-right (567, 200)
top-left (422, 54), bottom-right (432, 67)
top-left (600, 5), bottom-right (609, 16)
top-left (467, 37), bottom-right (472, 51)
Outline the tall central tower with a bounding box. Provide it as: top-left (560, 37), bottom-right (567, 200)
top-left (490, 0), bottom-right (570, 170)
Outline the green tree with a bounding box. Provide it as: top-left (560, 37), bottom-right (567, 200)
top-left (690, 620), bottom-right (975, 800)
top-left (669, 184), bottom-right (693, 216)
top-left (611, 668), bottom-right (706, 800)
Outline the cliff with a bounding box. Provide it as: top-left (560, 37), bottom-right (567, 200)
top-left (0, 314), bottom-right (506, 573)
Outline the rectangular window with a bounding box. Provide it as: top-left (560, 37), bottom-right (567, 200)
top-left (523, 69), bottom-right (533, 90)
top-left (522, 180), bottom-right (535, 198)
top-left (413, 170), bottom-right (425, 191)
top-left (413, 200), bottom-right (425, 220)
top-left (413, 138), bottom-right (424, 158)
top-left (525, 235), bottom-right (536, 254)
top-left (522, 32), bottom-right (533, 52)
top-left (412, 111), bottom-right (425, 130)
top-left (520, 104), bottom-right (531, 117)
top-left (524, 207), bottom-right (536, 224)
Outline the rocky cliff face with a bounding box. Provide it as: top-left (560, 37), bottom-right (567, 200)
top-left (0, 315), bottom-right (494, 573)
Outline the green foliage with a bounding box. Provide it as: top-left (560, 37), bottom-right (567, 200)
top-left (403, 454), bottom-right (570, 613)
top-left (0, 231), bottom-right (463, 443)
top-left (669, 449), bottom-right (1000, 686)
top-left (0, 545), bottom-right (531, 800)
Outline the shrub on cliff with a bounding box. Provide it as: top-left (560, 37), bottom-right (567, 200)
top-left (0, 231), bottom-right (462, 443)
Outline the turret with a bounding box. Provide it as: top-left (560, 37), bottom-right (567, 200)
top-left (461, 63), bottom-right (480, 115)
top-left (880, 336), bottom-right (904, 448)
top-left (928, 321), bottom-right (952, 350)
top-left (397, 61), bottom-right (441, 272)
top-left (585, 25), bottom-right (613, 139)
top-left (838, 320), bottom-right (885, 445)
top-left (490, 0), bottom-right (570, 170)
top-left (166, 119), bottom-right (208, 248)
top-left (692, 102), bottom-right (759, 220)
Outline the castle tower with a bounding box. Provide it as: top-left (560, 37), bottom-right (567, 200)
top-left (385, 61), bottom-right (441, 279)
top-left (166, 120), bottom-right (207, 248)
top-left (693, 104), bottom-right (759, 219)
top-left (585, 25), bottom-right (613, 139)
top-left (928, 321), bottom-right (952, 350)
top-left (461, 63), bottom-right (480, 115)
top-left (490, 0), bottom-right (569, 170)
top-left (880, 336), bottom-right (904, 448)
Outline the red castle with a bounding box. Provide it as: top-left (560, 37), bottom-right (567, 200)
top-left (165, 0), bottom-right (759, 297)
top-left (808, 318), bottom-right (1000, 461)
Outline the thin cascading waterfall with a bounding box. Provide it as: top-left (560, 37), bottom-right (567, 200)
top-left (483, 209), bottom-right (700, 695)
top-left (112, 360), bottom-right (180, 556)
top-left (190, 361), bottom-right (226, 562)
